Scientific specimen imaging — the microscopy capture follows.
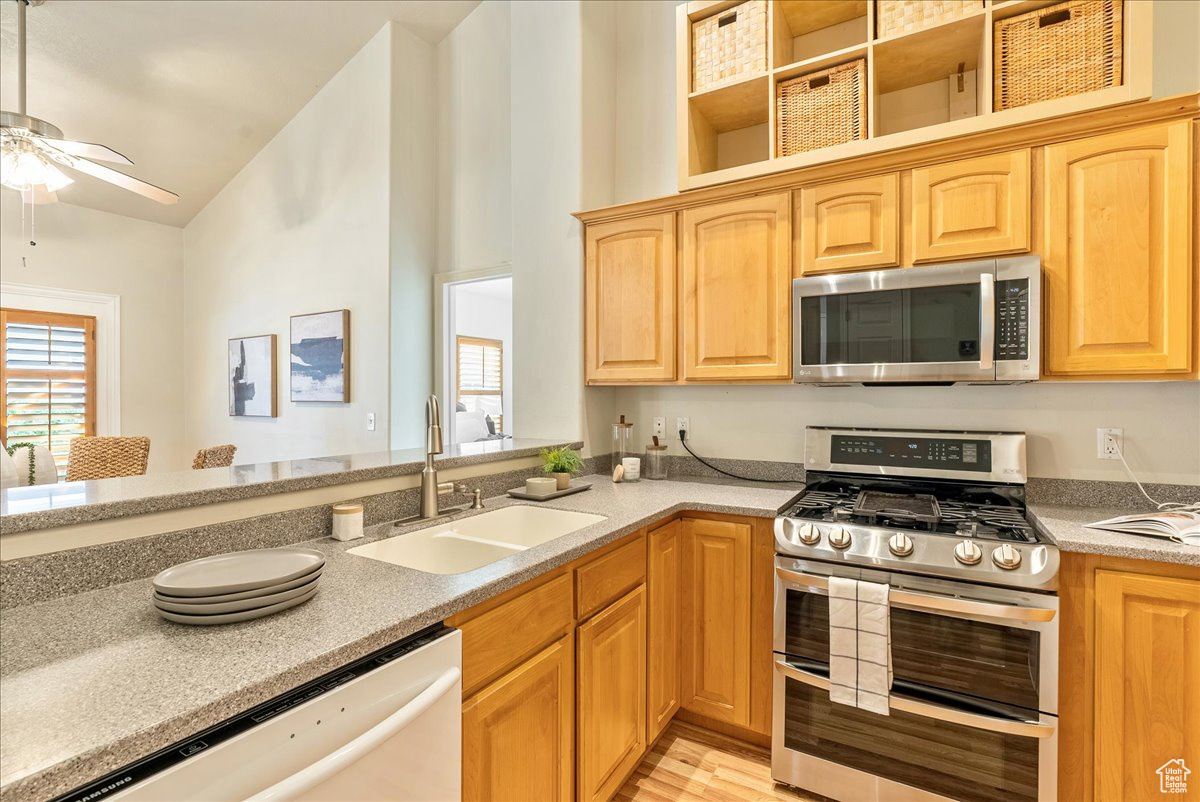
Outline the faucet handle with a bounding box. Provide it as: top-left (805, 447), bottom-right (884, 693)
top-left (471, 488), bottom-right (484, 510)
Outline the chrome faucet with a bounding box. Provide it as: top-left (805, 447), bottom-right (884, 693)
top-left (419, 394), bottom-right (472, 519)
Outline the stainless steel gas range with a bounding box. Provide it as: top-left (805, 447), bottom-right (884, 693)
top-left (772, 427), bottom-right (1059, 802)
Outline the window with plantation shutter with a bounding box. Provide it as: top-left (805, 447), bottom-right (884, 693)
top-left (1, 308), bottom-right (97, 477)
top-left (456, 335), bottom-right (503, 433)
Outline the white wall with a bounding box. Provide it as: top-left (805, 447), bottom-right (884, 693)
top-left (183, 23), bottom-right (435, 464)
top-left (389, 25), bottom-right (439, 451)
top-left (436, 1), bottom-right (512, 275)
top-left (0, 194), bottom-right (188, 472)
top-left (453, 279), bottom-right (513, 430)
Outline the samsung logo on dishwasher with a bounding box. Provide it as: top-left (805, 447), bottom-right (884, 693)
top-left (71, 775), bottom-right (134, 802)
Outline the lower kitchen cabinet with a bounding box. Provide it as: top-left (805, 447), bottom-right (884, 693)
top-left (577, 585), bottom-right (647, 802)
top-left (1060, 554), bottom-right (1200, 802)
top-left (647, 520), bottom-right (682, 742)
top-left (681, 517), bottom-right (752, 727)
top-left (462, 635), bottom-right (574, 802)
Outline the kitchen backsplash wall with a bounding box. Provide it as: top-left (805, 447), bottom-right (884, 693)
top-left (606, 382), bottom-right (1200, 485)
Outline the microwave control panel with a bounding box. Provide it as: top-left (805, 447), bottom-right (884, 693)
top-left (996, 279), bottom-right (1029, 360)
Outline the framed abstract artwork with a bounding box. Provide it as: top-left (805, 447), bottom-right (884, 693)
top-left (290, 309), bottom-right (350, 402)
top-left (228, 334), bottom-right (278, 417)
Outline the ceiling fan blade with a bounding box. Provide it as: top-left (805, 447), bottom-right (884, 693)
top-left (59, 156), bottom-right (178, 205)
top-left (20, 186), bottom-right (59, 205)
top-left (39, 138), bottom-right (134, 166)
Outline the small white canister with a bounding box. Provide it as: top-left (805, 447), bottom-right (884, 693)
top-left (331, 502), bottom-right (364, 541)
top-left (621, 457), bottom-right (641, 482)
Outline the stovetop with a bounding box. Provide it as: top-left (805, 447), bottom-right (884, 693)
top-left (787, 474), bottom-right (1039, 543)
top-left (775, 471), bottom-right (1058, 590)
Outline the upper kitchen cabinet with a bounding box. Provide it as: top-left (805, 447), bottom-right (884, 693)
top-left (911, 150), bottom-right (1031, 262)
top-left (797, 173), bottom-right (899, 276)
top-left (681, 193), bottom-right (792, 381)
top-left (585, 214), bottom-right (677, 383)
top-left (1043, 121), bottom-right (1195, 379)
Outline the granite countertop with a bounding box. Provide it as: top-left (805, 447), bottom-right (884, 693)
top-left (1029, 502), bottom-right (1200, 566)
top-left (0, 476), bottom-right (797, 802)
top-left (3, 476), bottom-right (1196, 802)
top-left (0, 438), bottom-right (580, 534)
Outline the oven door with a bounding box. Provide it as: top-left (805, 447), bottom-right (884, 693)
top-left (772, 557), bottom-right (1058, 802)
top-left (793, 260), bottom-right (997, 384)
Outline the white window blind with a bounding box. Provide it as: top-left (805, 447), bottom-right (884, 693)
top-left (1, 308), bottom-right (97, 475)
top-left (456, 335), bottom-right (503, 433)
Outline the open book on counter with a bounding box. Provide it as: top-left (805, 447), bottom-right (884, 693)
top-left (1086, 510), bottom-right (1200, 545)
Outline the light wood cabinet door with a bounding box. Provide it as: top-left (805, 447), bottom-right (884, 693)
top-left (681, 517), bottom-right (752, 726)
top-left (1094, 570), bottom-right (1200, 802)
top-left (577, 585), bottom-right (647, 802)
top-left (911, 150), bottom-right (1031, 262)
top-left (585, 213), bottom-right (676, 383)
top-left (797, 174), bottom-right (899, 275)
top-left (1044, 121), bottom-right (1194, 377)
top-left (681, 194), bottom-right (792, 380)
top-left (463, 635), bottom-right (574, 802)
top-left (647, 520), bottom-right (682, 743)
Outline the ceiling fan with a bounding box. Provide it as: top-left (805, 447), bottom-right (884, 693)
top-left (0, 0), bottom-right (177, 205)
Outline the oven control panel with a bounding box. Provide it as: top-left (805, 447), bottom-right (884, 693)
top-left (830, 434), bottom-right (993, 473)
top-left (995, 279), bottom-right (1030, 361)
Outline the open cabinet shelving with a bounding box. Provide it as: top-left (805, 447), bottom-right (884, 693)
top-left (677, 0), bottom-right (1153, 190)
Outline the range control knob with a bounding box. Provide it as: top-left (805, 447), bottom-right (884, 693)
top-left (991, 543), bottom-right (1023, 570)
top-left (828, 526), bottom-right (852, 550)
top-left (887, 533), bottom-right (914, 557)
top-left (796, 523), bottom-right (821, 545)
top-left (954, 540), bottom-right (983, 566)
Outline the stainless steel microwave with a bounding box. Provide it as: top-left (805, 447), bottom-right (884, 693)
top-left (792, 256), bottom-right (1040, 385)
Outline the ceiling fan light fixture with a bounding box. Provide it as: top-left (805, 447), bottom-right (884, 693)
top-left (0, 142), bottom-right (73, 192)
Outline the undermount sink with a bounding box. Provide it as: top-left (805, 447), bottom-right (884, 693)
top-left (348, 505), bottom-right (607, 574)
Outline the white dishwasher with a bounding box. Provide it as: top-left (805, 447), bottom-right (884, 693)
top-left (58, 626), bottom-right (462, 802)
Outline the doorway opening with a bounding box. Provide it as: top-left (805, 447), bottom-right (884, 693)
top-left (437, 272), bottom-right (512, 446)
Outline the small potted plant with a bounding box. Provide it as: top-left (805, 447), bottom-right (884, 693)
top-left (541, 446), bottom-right (583, 491)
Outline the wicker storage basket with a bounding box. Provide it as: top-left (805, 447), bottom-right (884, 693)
top-left (876, 0), bottom-right (983, 38)
top-left (691, 0), bottom-right (768, 93)
top-left (777, 60), bottom-right (867, 157)
top-left (994, 0), bottom-right (1122, 111)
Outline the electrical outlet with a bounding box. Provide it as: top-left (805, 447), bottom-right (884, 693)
top-left (367, 412), bottom-right (376, 432)
top-left (676, 417), bottom-right (690, 437)
top-left (1097, 427), bottom-right (1123, 460)
top-left (652, 417), bottom-right (666, 437)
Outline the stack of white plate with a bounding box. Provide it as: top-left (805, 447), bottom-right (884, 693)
top-left (152, 548), bottom-right (325, 625)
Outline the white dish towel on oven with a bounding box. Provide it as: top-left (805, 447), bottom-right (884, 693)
top-left (827, 577), bottom-right (892, 715)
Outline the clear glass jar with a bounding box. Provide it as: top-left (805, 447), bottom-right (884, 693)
top-left (644, 444), bottom-right (668, 480)
top-left (611, 415), bottom-right (634, 477)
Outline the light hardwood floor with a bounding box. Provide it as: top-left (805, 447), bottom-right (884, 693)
top-left (614, 722), bottom-right (827, 802)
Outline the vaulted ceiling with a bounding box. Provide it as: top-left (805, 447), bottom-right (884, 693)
top-left (0, 0), bottom-right (478, 227)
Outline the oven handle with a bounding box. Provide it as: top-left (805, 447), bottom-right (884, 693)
top-left (979, 271), bottom-right (995, 371)
top-left (776, 566), bottom-right (1056, 623)
top-left (774, 659), bottom-right (1055, 739)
